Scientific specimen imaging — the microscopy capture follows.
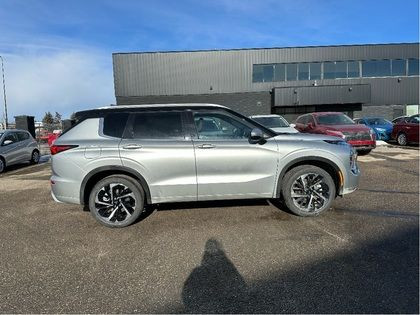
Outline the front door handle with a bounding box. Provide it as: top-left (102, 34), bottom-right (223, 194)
top-left (196, 144), bottom-right (216, 149)
top-left (122, 144), bottom-right (142, 150)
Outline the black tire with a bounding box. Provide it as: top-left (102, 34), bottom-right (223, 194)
top-left (397, 132), bottom-right (408, 146)
top-left (357, 149), bottom-right (372, 156)
top-left (0, 157), bottom-right (5, 173)
top-left (281, 165), bottom-right (336, 217)
top-left (88, 175), bottom-right (145, 228)
top-left (30, 150), bottom-right (40, 164)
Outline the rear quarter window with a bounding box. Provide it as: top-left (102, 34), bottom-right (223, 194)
top-left (103, 113), bottom-right (129, 138)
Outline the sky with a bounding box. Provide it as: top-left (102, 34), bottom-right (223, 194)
top-left (0, 0), bottom-right (419, 121)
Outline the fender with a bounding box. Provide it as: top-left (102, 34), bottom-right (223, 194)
top-left (80, 165), bottom-right (152, 204)
top-left (275, 156), bottom-right (342, 198)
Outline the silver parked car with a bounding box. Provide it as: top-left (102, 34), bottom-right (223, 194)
top-left (51, 104), bottom-right (360, 228)
top-left (249, 114), bottom-right (299, 134)
top-left (0, 129), bottom-right (40, 173)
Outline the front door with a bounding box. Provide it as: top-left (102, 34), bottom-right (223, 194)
top-left (119, 110), bottom-right (197, 203)
top-left (190, 109), bottom-right (279, 200)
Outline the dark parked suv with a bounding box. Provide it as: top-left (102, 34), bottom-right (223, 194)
top-left (51, 104), bottom-right (360, 227)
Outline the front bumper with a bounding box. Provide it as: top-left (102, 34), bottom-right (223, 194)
top-left (342, 165), bottom-right (360, 195)
top-left (348, 139), bottom-right (376, 150)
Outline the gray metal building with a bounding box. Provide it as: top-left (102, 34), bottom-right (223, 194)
top-left (112, 43), bottom-right (419, 121)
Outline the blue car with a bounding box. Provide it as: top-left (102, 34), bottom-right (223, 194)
top-left (354, 117), bottom-right (393, 141)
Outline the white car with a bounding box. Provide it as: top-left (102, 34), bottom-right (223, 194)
top-left (250, 114), bottom-right (299, 134)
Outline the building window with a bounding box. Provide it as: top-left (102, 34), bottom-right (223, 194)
top-left (391, 59), bottom-right (406, 76)
top-left (362, 59), bottom-right (391, 77)
top-left (252, 65), bottom-right (264, 82)
top-left (262, 64), bottom-right (274, 82)
top-left (335, 61), bottom-right (347, 78)
top-left (408, 58), bottom-right (419, 76)
top-left (323, 62), bottom-right (336, 79)
top-left (298, 63), bottom-right (309, 80)
top-left (347, 61), bottom-right (360, 78)
top-left (309, 62), bottom-right (321, 80)
top-left (286, 63), bottom-right (297, 81)
top-left (274, 63), bottom-right (285, 81)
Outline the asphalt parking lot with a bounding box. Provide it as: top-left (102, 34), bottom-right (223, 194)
top-left (0, 146), bottom-right (418, 313)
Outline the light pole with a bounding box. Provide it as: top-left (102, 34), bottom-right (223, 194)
top-left (0, 56), bottom-right (8, 129)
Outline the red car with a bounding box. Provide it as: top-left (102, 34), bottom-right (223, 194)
top-left (295, 112), bottom-right (376, 154)
top-left (391, 114), bottom-right (419, 146)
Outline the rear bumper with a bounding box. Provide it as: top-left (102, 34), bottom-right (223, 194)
top-left (50, 175), bottom-right (82, 204)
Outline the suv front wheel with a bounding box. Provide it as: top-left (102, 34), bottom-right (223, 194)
top-left (282, 165), bottom-right (336, 216)
top-left (88, 175), bottom-right (145, 227)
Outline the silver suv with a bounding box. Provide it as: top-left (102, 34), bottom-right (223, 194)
top-left (51, 104), bottom-right (359, 227)
top-left (0, 129), bottom-right (40, 173)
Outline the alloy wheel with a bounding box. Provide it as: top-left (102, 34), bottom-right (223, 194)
top-left (397, 133), bottom-right (407, 146)
top-left (32, 151), bottom-right (40, 163)
top-left (94, 183), bottom-right (137, 223)
top-left (290, 173), bottom-right (331, 213)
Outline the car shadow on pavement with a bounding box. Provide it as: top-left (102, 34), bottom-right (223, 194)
top-left (178, 229), bottom-right (419, 314)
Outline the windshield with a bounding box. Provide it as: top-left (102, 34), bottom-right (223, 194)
top-left (366, 118), bottom-right (391, 125)
top-left (253, 116), bottom-right (289, 128)
top-left (317, 114), bottom-right (355, 125)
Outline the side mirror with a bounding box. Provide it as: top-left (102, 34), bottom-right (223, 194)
top-left (290, 123), bottom-right (296, 128)
top-left (3, 139), bottom-right (13, 146)
top-left (249, 128), bottom-right (264, 144)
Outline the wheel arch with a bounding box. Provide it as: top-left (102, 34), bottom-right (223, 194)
top-left (276, 156), bottom-right (343, 198)
top-left (80, 166), bottom-right (152, 205)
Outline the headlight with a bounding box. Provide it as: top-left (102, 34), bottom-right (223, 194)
top-left (326, 129), bottom-right (346, 139)
top-left (350, 147), bottom-right (358, 171)
top-left (375, 127), bottom-right (386, 132)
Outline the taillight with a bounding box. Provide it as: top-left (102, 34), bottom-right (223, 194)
top-left (50, 145), bottom-right (78, 155)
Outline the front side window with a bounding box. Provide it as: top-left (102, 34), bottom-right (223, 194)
top-left (2, 132), bottom-right (17, 144)
top-left (409, 115), bottom-right (419, 124)
top-left (316, 114), bottom-right (355, 125)
top-left (131, 111), bottom-right (184, 139)
top-left (16, 132), bottom-right (30, 141)
top-left (366, 118), bottom-right (391, 125)
top-left (194, 111), bottom-right (252, 140)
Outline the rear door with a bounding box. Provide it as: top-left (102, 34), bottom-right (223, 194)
top-left (119, 110), bottom-right (197, 203)
top-left (189, 109), bottom-right (279, 200)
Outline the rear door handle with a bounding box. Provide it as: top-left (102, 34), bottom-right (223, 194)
top-left (196, 144), bottom-right (216, 149)
top-left (122, 144), bottom-right (142, 150)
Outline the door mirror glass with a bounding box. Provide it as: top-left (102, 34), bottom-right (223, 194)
top-left (3, 139), bottom-right (13, 146)
top-left (249, 128), bottom-right (264, 144)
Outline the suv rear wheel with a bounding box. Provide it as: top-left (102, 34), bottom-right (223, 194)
top-left (88, 175), bottom-right (145, 227)
top-left (282, 165), bottom-right (336, 216)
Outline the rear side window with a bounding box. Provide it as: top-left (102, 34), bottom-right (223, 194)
top-left (17, 132), bottom-right (30, 141)
top-left (131, 111), bottom-right (184, 139)
top-left (103, 113), bottom-right (129, 138)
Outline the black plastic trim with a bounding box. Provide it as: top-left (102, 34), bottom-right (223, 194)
top-left (80, 166), bottom-right (152, 205)
top-left (276, 156), bottom-right (342, 198)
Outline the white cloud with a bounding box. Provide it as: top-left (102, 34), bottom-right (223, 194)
top-left (2, 48), bottom-right (115, 121)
